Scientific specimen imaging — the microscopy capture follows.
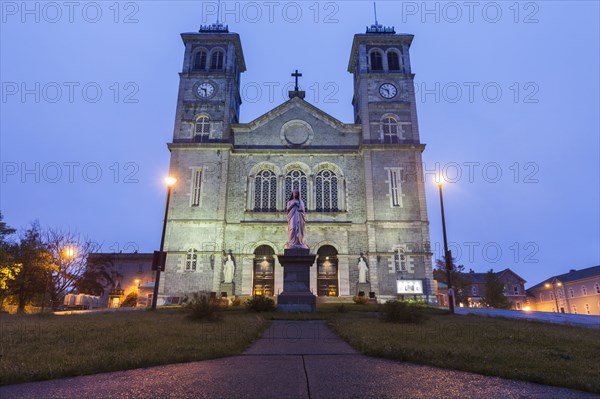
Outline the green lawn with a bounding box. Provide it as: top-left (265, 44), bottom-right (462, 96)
top-left (0, 310), bottom-right (268, 386)
top-left (328, 313), bottom-right (600, 394)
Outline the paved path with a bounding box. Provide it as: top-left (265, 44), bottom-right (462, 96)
top-left (455, 307), bottom-right (600, 328)
top-left (2, 321), bottom-right (598, 399)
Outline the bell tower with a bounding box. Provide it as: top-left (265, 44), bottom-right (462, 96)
top-left (347, 18), bottom-right (434, 300)
top-left (172, 22), bottom-right (246, 143)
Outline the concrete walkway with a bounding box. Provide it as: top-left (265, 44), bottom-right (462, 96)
top-left (1, 321), bottom-right (598, 399)
top-left (455, 307), bottom-right (600, 328)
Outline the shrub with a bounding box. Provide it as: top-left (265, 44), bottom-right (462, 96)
top-left (379, 300), bottom-right (428, 324)
top-left (185, 293), bottom-right (222, 321)
top-left (245, 296), bottom-right (276, 312)
top-left (352, 295), bottom-right (367, 305)
top-left (120, 292), bottom-right (138, 308)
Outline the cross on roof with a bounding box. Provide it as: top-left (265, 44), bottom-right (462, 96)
top-left (291, 69), bottom-right (302, 91)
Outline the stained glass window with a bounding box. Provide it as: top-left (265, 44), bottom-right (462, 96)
top-left (254, 170), bottom-right (277, 212)
top-left (284, 170), bottom-right (308, 205)
top-left (315, 170), bottom-right (339, 212)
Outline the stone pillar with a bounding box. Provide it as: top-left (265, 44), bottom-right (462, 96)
top-left (276, 248), bottom-right (317, 312)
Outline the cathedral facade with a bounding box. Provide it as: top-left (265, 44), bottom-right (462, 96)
top-left (159, 22), bottom-right (435, 303)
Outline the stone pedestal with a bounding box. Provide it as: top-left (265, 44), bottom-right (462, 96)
top-left (277, 248), bottom-right (317, 312)
top-left (356, 282), bottom-right (371, 296)
top-left (220, 283), bottom-right (234, 298)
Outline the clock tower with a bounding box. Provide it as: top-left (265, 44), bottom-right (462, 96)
top-left (347, 22), bottom-right (433, 297)
top-left (172, 22), bottom-right (246, 143)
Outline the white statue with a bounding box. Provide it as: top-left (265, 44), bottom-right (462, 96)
top-left (223, 254), bottom-right (235, 283)
top-left (285, 190), bottom-right (308, 249)
top-left (358, 254), bottom-right (369, 283)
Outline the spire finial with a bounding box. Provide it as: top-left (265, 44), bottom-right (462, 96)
top-left (216, 0), bottom-right (221, 24)
top-left (374, 2), bottom-right (378, 25)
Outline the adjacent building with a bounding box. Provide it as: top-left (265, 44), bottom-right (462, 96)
top-left (436, 268), bottom-right (527, 310)
top-left (86, 253), bottom-right (155, 308)
top-left (527, 266), bottom-right (600, 315)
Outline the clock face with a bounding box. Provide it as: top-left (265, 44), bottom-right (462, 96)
top-left (379, 83), bottom-right (397, 99)
top-left (196, 82), bottom-right (216, 98)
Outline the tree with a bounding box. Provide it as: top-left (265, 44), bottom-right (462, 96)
top-left (433, 258), bottom-right (472, 306)
top-left (44, 229), bottom-right (99, 310)
top-left (0, 212), bottom-right (19, 310)
top-left (76, 254), bottom-right (115, 296)
top-left (481, 269), bottom-right (511, 309)
top-left (10, 223), bottom-right (52, 313)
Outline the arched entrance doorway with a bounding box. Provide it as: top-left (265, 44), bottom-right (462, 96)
top-left (253, 245), bottom-right (275, 296)
top-left (317, 245), bottom-right (339, 297)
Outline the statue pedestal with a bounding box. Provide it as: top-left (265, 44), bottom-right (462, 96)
top-left (277, 248), bottom-right (317, 312)
top-left (220, 283), bottom-right (234, 298)
top-left (356, 282), bottom-right (371, 296)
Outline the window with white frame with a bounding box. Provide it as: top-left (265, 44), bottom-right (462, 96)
top-left (596, 283), bottom-right (600, 294)
top-left (315, 170), bottom-right (339, 212)
top-left (582, 285), bottom-right (588, 296)
top-left (387, 168), bottom-right (404, 208)
top-left (572, 305), bottom-right (577, 314)
top-left (191, 168), bottom-right (202, 207)
top-left (472, 286), bottom-right (477, 296)
top-left (254, 170), bottom-right (277, 212)
top-left (185, 249), bottom-right (198, 271)
top-left (550, 291), bottom-right (554, 300)
top-left (195, 115), bottom-right (210, 141)
top-left (585, 303), bottom-right (590, 314)
top-left (558, 290), bottom-right (563, 299)
top-left (394, 248), bottom-right (407, 272)
top-left (569, 288), bottom-right (574, 298)
top-left (539, 293), bottom-right (544, 302)
top-left (513, 285), bottom-right (519, 295)
top-left (382, 116), bottom-right (400, 143)
top-left (284, 170), bottom-right (308, 207)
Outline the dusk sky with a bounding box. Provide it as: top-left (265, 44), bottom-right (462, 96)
top-left (1, 1), bottom-right (598, 288)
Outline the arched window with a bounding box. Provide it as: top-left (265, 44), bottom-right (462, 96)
top-left (284, 170), bottom-right (308, 206)
top-left (370, 50), bottom-right (383, 71)
top-left (195, 115), bottom-right (210, 142)
top-left (194, 50), bottom-right (207, 70)
top-left (211, 50), bottom-right (224, 70)
top-left (388, 51), bottom-right (401, 71)
top-left (254, 170), bottom-right (277, 212)
top-left (315, 170), bottom-right (339, 212)
top-left (317, 245), bottom-right (338, 297)
top-left (253, 245), bottom-right (275, 296)
top-left (185, 249), bottom-right (197, 271)
top-left (382, 116), bottom-right (400, 143)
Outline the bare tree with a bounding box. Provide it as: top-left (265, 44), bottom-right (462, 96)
top-left (44, 229), bottom-right (99, 310)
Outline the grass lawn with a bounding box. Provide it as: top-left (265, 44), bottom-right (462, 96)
top-left (0, 309), bottom-right (268, 386)
top-left (328, 313), bottom-right (600, 394)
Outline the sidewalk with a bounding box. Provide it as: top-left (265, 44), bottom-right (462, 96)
top-left (1, 321), bottom-right (598, 399)
top-left (455, 307), bottom-right (600, 328)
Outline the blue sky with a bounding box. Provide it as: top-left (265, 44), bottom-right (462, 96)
top-left (1, 1), bottom-right (598, 287)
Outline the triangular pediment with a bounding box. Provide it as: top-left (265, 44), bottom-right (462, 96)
top-left (232, 97), bottom-right (361, 148)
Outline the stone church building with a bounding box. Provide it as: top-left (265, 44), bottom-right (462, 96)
top-left (159, 21), bottom-right (435, 303)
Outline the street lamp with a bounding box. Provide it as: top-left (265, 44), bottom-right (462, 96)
top-left (544, 279), bottom-right (562, 313)
top-left (151, 176), bottom-right (177, 310)
top-left (437, 178), bottom-right (455, 314)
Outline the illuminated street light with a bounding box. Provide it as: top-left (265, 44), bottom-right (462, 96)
top-left (151, 176), bottom-right (177, 310)
top-left (63, 246), bottom-right (76, 260)
top-left (545, 279), bottom-right (562, 312)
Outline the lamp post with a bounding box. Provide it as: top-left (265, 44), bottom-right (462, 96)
top-left (437, 179), bottom-right (455, 314)
top-left (545, 279), bottom-right (562, 313)
top-left (151, 176), bottom-right (177, 310)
